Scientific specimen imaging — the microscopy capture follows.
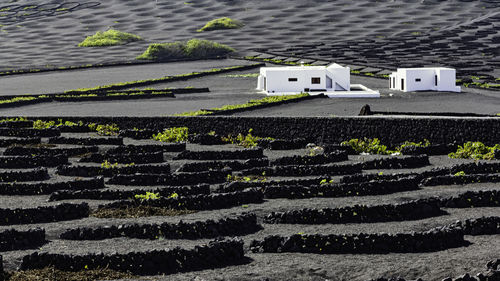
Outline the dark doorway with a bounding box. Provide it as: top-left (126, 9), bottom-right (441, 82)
top-left (401, 79), bottom-right (404, 91)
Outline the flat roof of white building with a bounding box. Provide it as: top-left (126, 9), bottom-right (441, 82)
top-left (261, 63), bottom-right (346, 72)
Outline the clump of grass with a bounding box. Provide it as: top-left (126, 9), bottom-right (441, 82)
top-left (152, 127), bottom-right (188, 143)
top-left (197, 17), bottom-right (244, 32)
top-left (341, 138), bottom-right (392, 155)
top-left (91, 206), bottom-right (196, 219)
top-left (448, 141), bottom-right (500, 160)
top-left (454, 171), bottom-right (466, 177)
top-left (136, 39), bottom-right (234, 61)
top-left (78, 29), bottom-right (142, 47)
top-left (4, 266), bottom-right (137, 281)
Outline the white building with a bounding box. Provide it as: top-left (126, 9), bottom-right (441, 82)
top-left (389, 67), bottom-right (461, 92)
top-left (257, 63), bottom-right (350, 93)
top-left (256, 63), bottom-right (379, 98)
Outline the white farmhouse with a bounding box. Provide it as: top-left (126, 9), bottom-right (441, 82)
top-left (389, 68), bottom-right (461, 92)
top-left (257, 63), bottom-right (350, 93)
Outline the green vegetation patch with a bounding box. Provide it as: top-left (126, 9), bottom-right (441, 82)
top-left (32, 119), bottom-right (83, 129)
top-left (197, 17), bottom-right (244, 32)
top-left (175, 93), bottom-right (309, 116)
top-left (136, 39), bottom-right (234, 61)
top-left (78, 29), bottom-right (143, 47)
top-left (224, 73), bottom-right (259, 78)
top-left (448, 141), bottom-right (500, 160)
top-left (64, 64), bottom-right (258, 95)
top-left (152, 127), bottom-right (189, 143)
top-left (396, 139), bottom-right (430, 152)
top-left (341, 138), bottom-right (391, 155)
top-left (222, 129), bottom-right (274, 148)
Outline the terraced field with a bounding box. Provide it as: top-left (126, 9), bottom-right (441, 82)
top-left (0, 118), bottom-right (498, 281)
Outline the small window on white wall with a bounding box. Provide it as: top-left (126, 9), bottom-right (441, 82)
top-left (288, 78), bottom-right (298, 82)
top-left (415, 78), bottom-right (421, 82)
top-left (311, 77), bottom-right (321, 84)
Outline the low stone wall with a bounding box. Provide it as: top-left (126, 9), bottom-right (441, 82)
top-left (60, 213), bottom-right (260, 240)
top-left (79, 151), bottom-right (164, 164)
top-left (177, 159), bottom-right (268, 173)
top-left (449, 216), bottom-right (500, 235)
top-left (4, 146), bottom-right (98, 157)
top-left (0, 203), bottom-right (89, 225)
top-left (48, 136), bottom-right (123, 146)
top-left (270, 151), bottom-right (348, 166)
top-left (49, 184), bottom-right (210, 201)
top-left (360, 155), bottom-right (430, 170)
top-left (0, 155), bottom-right (68, 168)
top-left (30, 116), bottom-right (500, 146)
top-left (0, 177), bottom-right (104, 195)
top-left (422, 174), bottom-right (500, 186)
top-left (19, 238), bottom-right (245, 276)
top-left (107, 170), bottom-right (227, 186)
top-left (106, 143), bottom-right (186, 153)
top-left (100, 189), bottom-right (263, 211)
top-left (0, 228), bottom-right (46, 251)
top-left (0, 168), bottom-right (48, 183)
top-left (173, 149), bottom-right (264, 160)
top-left (56, 164), bottom-right (171, 177)
top-left (250, 227), bottom-right (465, 254)
top-left (0, 137), bottom-right (40, 147)
top-left (240, 163), bottom-right (362, 177)
top-left (262, 177), bottom-right (419, 199)
top-left (0, 128), bottom-right (59, 138)
top-left (264, 200), bottom-right (442, 224)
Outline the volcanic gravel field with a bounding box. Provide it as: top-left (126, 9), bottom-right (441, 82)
top-left (0, 0), bottom-right (498, 280)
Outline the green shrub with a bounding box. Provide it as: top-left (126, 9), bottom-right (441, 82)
top-left (197, 17), bottom-right (244, 32)
top-left (0, 117), bottom-right (27, 123)
top-left (448, 141), bottom-right (500, 160)
top-left (222, 129), bottom-right (274, 148)
top-left (396, 139), bottom-right (430, 152)
top-left (226, 174), bottom-right (267, 182)
top-left (95, 123), bottom-right (120, 136)
top-left (341, 138), bottom-right (391, 155)
top-left (101, 160), bottom-right (118, 169)
top-left (134, 192), bottom-right (160, 201)
top-left (78, 29), bottom-right (142, 47)
top-left (136, 39), bottom-right (234, 61)
top-left (33, 119), bottom-right (83, 129)
top-left (152, 127), bottom-right (188, 143)
top-left (454, 171), bottom-right (466, 177)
